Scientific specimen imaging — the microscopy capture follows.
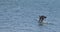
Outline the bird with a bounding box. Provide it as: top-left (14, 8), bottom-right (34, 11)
top-left (39, 15), bottom-right (47, 23)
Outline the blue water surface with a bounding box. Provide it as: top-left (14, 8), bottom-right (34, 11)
top-left (0, 0), bottom-right (60, 32)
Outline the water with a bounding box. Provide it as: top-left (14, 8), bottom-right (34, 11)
top-left (0, 0), bottom-right (60, 32)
